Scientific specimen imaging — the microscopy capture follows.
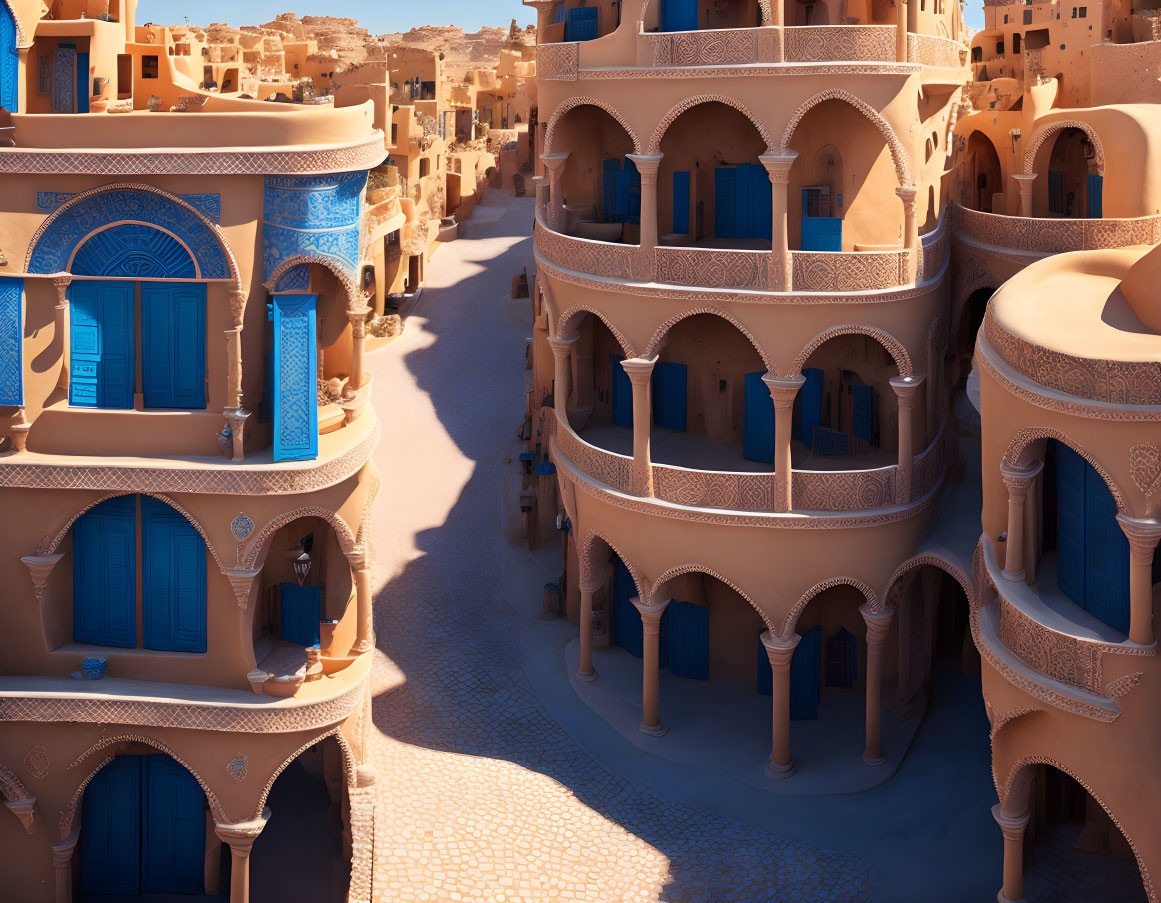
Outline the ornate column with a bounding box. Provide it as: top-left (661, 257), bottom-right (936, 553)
top-left (993, 804), bottom-right (1031, 903)
top-left (621, 356), bottom-right (658, 497)
top-left (541, 153), bottom-right (570, 232)
top-left (896, 0), bottom-right (908, 63)
top-left (50, 825), bottom-right (81, 903)
top-left (221, 289), bottom-right (250, 462)
top-left (347, 304), bottom-right (372, 391)
top-left (764, 374), bottom-right (803, 513)
top-left (631, 596), bottom-right (671, 736)
top-left (626, 153), bottom-right (663, 258)
top-left (1000, 460), bottom-right (1043, 582)
top-left (350, 549), bottom-right (374, 654)
top-left (548, 334), bottom-right (578, 425)
top-left (861, 604), bottom-right (894, 765)
top-left (1013, 173), bottom-right (1036, 217)
top-left (761, 630), bottom-right (800, 778)
top-left (54, 276), bottom-right (71, 391)
top-left (577, 579), bottom-right (600, 681)
top-left (890, 375), bottom-right (923, 504)
top-left (215, 808), bottom-right (271, 903)
top-left (895, 185), bottom-right (919, 282)
top-left (1116, 514), bottom-right (1161, 646)
top-left (759, 152), bottom-right (798, 291)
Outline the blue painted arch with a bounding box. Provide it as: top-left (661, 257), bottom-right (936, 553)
top-left (71, 224), bottom-right (197, 279)
top-left (27, 187), bottom-right (234, 280)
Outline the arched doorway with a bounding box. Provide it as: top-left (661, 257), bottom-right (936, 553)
top-left (1044, 127), bottom-right (1100, 218)
top-left (965, 131), bottom-right (1002, 213)
top-left (549, 104), bottom-right (637, 241)
top-left (656, 101), bottom-right (770, 249)
top-left (953, 286), bottom-right (995, 389)
top-left (77, 751), bottom-right (208, 898)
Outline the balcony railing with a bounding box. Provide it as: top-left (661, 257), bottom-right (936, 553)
top-left (655, 246), bottom-right (771, 290)
top-left (908, 33), bottom-right (968, 69)
top-left (953, 202), bottom-right (1161, 253)
top-left (784, 26), bottom-right (895, 63)
top-left (790, 249), bottom-right (908, 292)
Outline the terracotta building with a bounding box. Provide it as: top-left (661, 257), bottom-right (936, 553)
top-left (0, 0), bottom-right (389, 899)
top-left (524, 0), bottom-right (1159, 899)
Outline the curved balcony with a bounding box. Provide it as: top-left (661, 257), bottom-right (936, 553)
top-left (953, 203), bottom-right (1161, 256)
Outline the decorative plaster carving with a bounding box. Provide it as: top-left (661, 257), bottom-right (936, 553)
top-left (580, 530), bottom-right (650, 603)
top-left (241, 506), bottom-right (359, 569)
top-left (1130, 445), bottom-right (1161, 499)
top-left (988, 706), bottom-right (1039, 741)
top-left (955, 203), bottom-right (1160, 253)
top-left (650, 564), bottom-right (771, 629)
top-left (231, 513), bottom-right (255, 541)
top-left (655, 246), bottom-right (770, 290)
top-left (784, 25), bottom-right (894, 63)
top-left (787, 324), bottom-right (913, 378)
top-left (647, 94), bottom-right (774, 155)
top-left (536, 42), bottom-right (579, 80)
top-left (1004, 429), bottom-right (1128, 513)
top-left (227, 752), bottom-right (248, 783)
top-left (534, 218), bottom-right (637, 281)
top-left (23, 746), bottom-right (49, 780)
top-left (881, 554), bottom-right (974, 610)
top-left (265, 254), bottom-right (359, 306)
top-left (555, 304), bottom-right (636, 358)
top-left (544, 96), bottom-right (642, 156)
top-left (641, 306), bottom-right (774, 372)
top-left (791, 249), bottom-right (908, 292)
top-left (783, 577), bottom-right (878, 637)
top-left (1023, 120), bottom-right (1106, 176)
top-left (255, 727), bottom-right (358, 819)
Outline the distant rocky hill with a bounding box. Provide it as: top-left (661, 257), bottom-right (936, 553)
top-left (378, 24), bottom-right (536, 75)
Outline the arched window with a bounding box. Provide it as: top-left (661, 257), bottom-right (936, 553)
top-left (73, 496), bottom-right (207, 652)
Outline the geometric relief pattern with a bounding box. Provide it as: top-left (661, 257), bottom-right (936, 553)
top-left (273, 263), bottom-right (311, 293)
top-left (788, 324), bottom-right (913, 378)
top-left (27, 186), bottom-right (233, 279)
top-left (536, 42), bottom-right (579, 81)
top-left (793, 467), bottom-right (896, 511)
top-left (262, 172), bottom-right (366, 282)
top-left (910, 428), bottom-right (950, 500)
top-left (0, 277), bottom-right (20, 406)
top-left (652, 464), bottom-right (775, 512)
top-left (655, 246), bottom-right (769, 290)
top-left (646, 28), bottom-right (767, 68)
top-left (534, 217), bottom-right (636, 281)
top-left (230, 512), bottom-right (255, 541)
top-left (985, 314), bottom-right (1161, 405)
top-left (23, 746), bottom-right (49, 780)
top-left (37, 191), bottom-right (222, 221)
top-left (553, 425), bottom-right (632, 495)
top-left (277, 302), bottom-right (312, 449)
top-left (1023, 120), bottom-right (1107, 177)
top-left (909, 34), bottom-right (967, 69)
top-left (1129, 444), bottom-right (1161, 499)
top-left (791, 249), bottom-right (908, 292)
top-left (70, 223), bottom-right (197, 279)
top-left (784, 26), bottom-right (894, 64)
top-left (955, 203), bottom-right (1161, 254)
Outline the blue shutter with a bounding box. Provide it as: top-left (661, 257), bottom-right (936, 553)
top-left (1087, 174), bottom-right (1103, 218)
top-left (626, 157), bottom-right (641, 225)
top-left (612, 559), bottom-right (642, 658)
top-left (652, 361), bottom-right (687, 432)
top-left (610, 353), bottom-right (633, 428)
top-left (143, 756), bottom-right (205, 894)
top-left (565, 7), bottom-right (599, 41)
top-left (1055, 443), bottom-right (1087, 606)
top-left (851, 384), bottom-right (873, 441)
top-left (554, 3), bottom-right (566, 23)
top-left (1083, 465), bottom-right (1130, 633)
top-left (0, 2), bottom-right (16, 112)
top-left (743, 371), bottom-right (775, 463)
top-left (70, 281), bottom-right (134, 409)
top-left (735, 163), bottom-right (753, 238)
top-left (714, 167), bottom-right (737, 239)
top-left (801, 216), bottom-right (842, 251)
top-left (142, 283), bottom-right (206, 409)
top-left (280, 583), bottom-right (322, 646)
top-left (79, 756), bottom-right (142, 896)
top-left (603, 158), bottom-right (621, 223)
top-left (74, 495), bottom-right (136, 648)
top-left (76, 52), bottom-right (89, 113)
top-left (0, 277), bottom-right (22, 406)
top-left (672, 171), bottom-right (691, 235)
top-left (799, 368), bottom-right (824, 451)
top-left (142, 496), bottom-right (207, 653)
top-left (667, 600), bottom-right (708, 680)
top-left (614, 168), bottom-right (630, 223)
top-left (790, 624), bottom-right (822, 720)
top-left (272, 294), bottom-right (319, 462)
top-left (662, 0), bottom-right (699, 31)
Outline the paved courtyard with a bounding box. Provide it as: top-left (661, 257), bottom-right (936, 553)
top-left (359, 190), bottom-right (1009, 902)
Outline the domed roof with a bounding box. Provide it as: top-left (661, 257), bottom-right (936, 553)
top-left (1120, 241), bottom-right (1161, 334)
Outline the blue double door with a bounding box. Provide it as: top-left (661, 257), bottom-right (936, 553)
top-left (70, 281), bottom-right (206, 410)
top-left (714, 164), bottom-right (772, 241)
top-left (610, 354), bottom-right (686, 432)
top-left (1053, 443), bottom-right (1130, 633)
top-left (79, 755), bottom-right (206, 896)
top-left (612, 560), bottom-right (708, 680)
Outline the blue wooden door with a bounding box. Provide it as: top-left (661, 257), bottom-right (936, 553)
top-left (1055, 443), bottom-right (1087, 605)
top-left (714, 167), bottom-right (737, 239)
top-left (789, 625), bottom-right (821, 720)
top-left (142, 496), bottom-right (207, 653)
top-left (612, 559), bottom-right (642, 657)
top-left (74, 495), bottom-right (136, 648)
top-left (1087, 174), bottom-right (1103, 218)
top-left (0, 2), bottom-right (16, 112)
top-left (143, 756), bottom-right (205, 894)
top-left (603, 158), bottom-right (621, 223)
top-left (141, 283), bottom-right (206, 409)
top-left (667, 600), bottom-right (708, 680)
top-left (652, 361), bottom-right (687, 432)
top-left (565, 7), bottom-right (599, 40)
top-left (79, 756), bottom-right (142, 896)
top-left (272, 293), bottom-right (319, 462)
top-left (743, 370), bottom-right (775, 463)
top-left (1084, 462), bottom-right (1130, 633)
top-left (851, 384), bottom-right (873, 443)
top-left (798, 368), bottom-right (824, 451)
top-left (672, 171), bottom-right (691, 235)
top-left (661, 0), bottom-right (699, 31)
top-left (610, 353), bottom-right (633, 428)
top-left (281, 583), bottom-right (322, 646)
top-left (615, 168), bottom-right (630, 223)
top-left (801, 216), bottom-right (842, 251)
top-left (0, 277), bottom-right (21, 406)
top-left (70, 281), bottom-right (135, 409)
top-left (52, 45), bottom-right (76, 113)
top-left (77, 51), bottom-right (89, 113)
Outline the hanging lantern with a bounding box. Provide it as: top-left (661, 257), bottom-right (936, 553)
top-left (293, 549), bottom-right (312, 587)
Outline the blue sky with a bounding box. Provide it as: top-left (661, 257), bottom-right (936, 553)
top-left (140, 0), bottom-right (981, 38)
top-left (139, 1), bottom-right (536, 33)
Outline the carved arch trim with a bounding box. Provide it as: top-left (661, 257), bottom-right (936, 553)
top-left (651, 564), bottom-right (772, 630)
top-left (1004, 427), bottom-right (1127, 513)
top-left (647, 94), bottom-right (774, 155)
top-left (580, 530), bottom-right (650, 602)
top-left (787, 324), bottom-right (913, 378)
top-left (1023, 120), bottom-right (1106, 177)
top-left (782, 577), bottom-right (879, 637)
top-left (881, 553), bottom-right (974, 610)
top-left (557, 303), bottom-right (637, 358)
top-left (1, 0), bottom-right (28, 45)
top-left (0, 761), bottom-right (31, 803)
top-left (642, 306), bottom-right (773, 373)
top-left (254, 727), bottom-right (357, 819)
top-left (241, 506), bottom-right (361, 570)
top-left (265, 254), bottom-right (360, 308)
top-left (780, 89), bottom-right (912, 185)
top-left (544, 97), bottom-right (643, 157)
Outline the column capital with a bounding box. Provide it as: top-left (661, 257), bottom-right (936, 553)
top-left (889, 374), bottom-right (924, 403)
top-left (762, 373), bottom-right (804, 408)
top-left (51, 823), bottom-right (80, 863)
top-left (1012, 173), bottom-right (1038, 185)
top-left (626, 153), bottom-right (664, 183)
top-left (759, 152), bottom-right (798, 183)
top-left (895, 184), bottom-right (918, 207)
top-left (620, 354), bottom-right (659, 386)
top-left (1116, 513), bottom-right (1161, 552)
top-left (548, 333), bottom-right (579, 359)
top-left (1000, 458), bottom-right (1043, 493)
top-left (631, 595), bottom-right (670, 633)
top-left (542, 152), bottom-right (570, 173)
top-left (760, 629), bottom-right (801, 670)
top-left (215, 807), bottom-right (272, 853)
top-left (992, 803), bottom-right (1030, 840)
top-left (859, 603), bottom-right (895, 647)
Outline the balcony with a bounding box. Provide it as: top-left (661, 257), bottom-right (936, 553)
top-left (954, 203), bottom-right (1161, 255)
